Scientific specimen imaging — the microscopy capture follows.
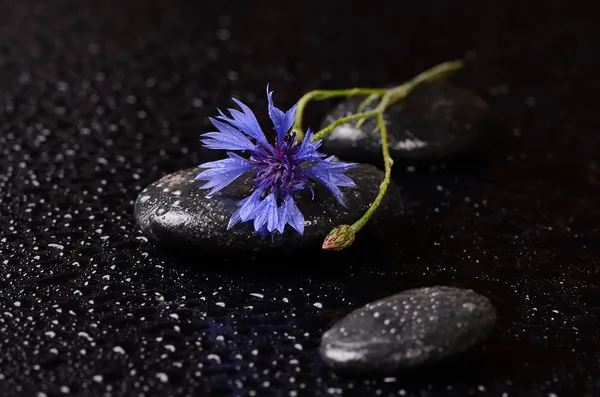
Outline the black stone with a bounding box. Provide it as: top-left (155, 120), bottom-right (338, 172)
top-left (320, 82), bottom-right (490, 165)
top-left (319, 286), bottom-right (496, 374)
top-left (134, 164), bottom-right (401, 252)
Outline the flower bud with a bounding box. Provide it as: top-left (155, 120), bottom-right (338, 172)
top-left (322, 225), bottom-right (355, 251)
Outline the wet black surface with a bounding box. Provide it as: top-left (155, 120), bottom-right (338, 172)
top-left (0, 0), bottom-right (598, 396)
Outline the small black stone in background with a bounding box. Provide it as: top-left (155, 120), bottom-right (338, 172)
top-left (319, 286), bottom-right (496, 374)
top-left (319, 82), bottom-right (490, 165)
top-left (134, 164), bottom-right (402, 253)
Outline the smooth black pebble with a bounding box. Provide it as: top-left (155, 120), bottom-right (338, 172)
top-left (319, 286), bottom-right (496, 374)
top-left (320, 82), bottom-right (490, 165)
top-left (134, 164), bottom-right (401, 252)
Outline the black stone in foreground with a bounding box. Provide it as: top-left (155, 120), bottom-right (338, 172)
top-left (320, 286), bottom-right (496, 374)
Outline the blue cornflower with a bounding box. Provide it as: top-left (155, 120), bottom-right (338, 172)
top-left (195, 87), bottom-right (357, 238)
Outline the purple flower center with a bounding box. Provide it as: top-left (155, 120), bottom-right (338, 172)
top-left (251, 134), bottom-right (309, 200)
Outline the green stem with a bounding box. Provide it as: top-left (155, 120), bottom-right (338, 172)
top-left (290, 60), bottom-right (465, 250)
top-left (309, 60), bottom-right (464, 143)
top-left (388, 59), bottom-right (464, 105)
top-left (311, 109), bottom-right (379, 141)
top-left (293, 88), bottom-right (387, 141)
top-left (350, 113), bottom-right (393, 234)
top-left (355, 94), bottom-right (382, 129)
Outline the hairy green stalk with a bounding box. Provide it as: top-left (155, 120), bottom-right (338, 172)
top-left (292, 60), bottom-right (465, 250)
top-left (294, 88), bottom-right (387, 140)
top-left (349, 113), bottom-right (393, 234)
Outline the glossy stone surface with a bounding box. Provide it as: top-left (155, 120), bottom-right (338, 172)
top-left (134, 165), bottom-right (401, 252)
top-left (320, 286), bottom-right (496, 373)
top-left (320, 83), bottom-right (489, 165)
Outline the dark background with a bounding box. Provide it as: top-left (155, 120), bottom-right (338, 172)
top-left (1, 0), bottom-right (599, 396)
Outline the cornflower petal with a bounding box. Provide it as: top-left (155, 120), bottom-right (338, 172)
top-left (278, 194), bottom-right (304, 235)
top-left (227, 207), bottom-right (243, 230)
top-left (256, 224), bottom-right (270, 239)
top-left (215, 99), bottom-right (269, 145)
top-left (195, 154), bottom-right (253, 196)
top-left (267, 86), bottom-right (298, 146)
top-left (238, 188), bottom-right (265, 221)
top-left (252, 193), bottom-right (279, 233)
top-left (295, 128), bottom-right (325, 162)
top-left (200, 117), bottom-right (256, 151)
top-left (197, 85), bottom-right (357, 239)
top-left (306, 157), bottom-right (357, 205)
